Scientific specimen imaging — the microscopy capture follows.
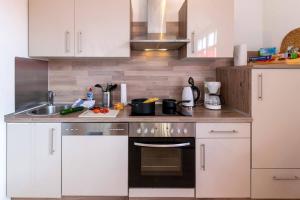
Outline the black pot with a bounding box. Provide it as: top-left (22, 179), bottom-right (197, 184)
top-left (162, 99), bottom-right (177, 114)
top-left (129, 98), bottom-right (155, 116)
top-left (162, 99), bottom-right (191, 115)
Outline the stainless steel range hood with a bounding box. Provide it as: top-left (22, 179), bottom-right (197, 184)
top-left (130, 0), bottom-right (189, 51)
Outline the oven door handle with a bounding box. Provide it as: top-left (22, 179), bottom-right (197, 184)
top-left (134, 142), bottom-right (191, 148)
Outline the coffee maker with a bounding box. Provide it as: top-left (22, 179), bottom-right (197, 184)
top-left (204, 82), bottom-right (221, 110)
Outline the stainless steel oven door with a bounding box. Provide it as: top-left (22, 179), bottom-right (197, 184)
top-left (129, 137), bottom-right (195, 188)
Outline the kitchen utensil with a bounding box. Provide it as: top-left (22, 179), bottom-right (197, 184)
top-left (162, 99), bottom-right (177, 114)
top-left (78, 109), bottom-right (120, 118)
top-left (182, 77), bottom-right (200, 107)
top-left (129, 98), bottom-right (155, 116)
top-left (162, 99), bottom-right (191, 115)
top-left (94, 84), bottom-right (104, 92)
top-left (102, 91), bottom-right (112, 108)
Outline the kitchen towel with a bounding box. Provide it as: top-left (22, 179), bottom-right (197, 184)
top-left (234, 44), bottom-right (248, 66)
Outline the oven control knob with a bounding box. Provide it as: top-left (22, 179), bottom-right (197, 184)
top-left (177, 128), bottom-right (181, 134)
top-left (144, 128), bottom-right (148, 134)
top-left (137, 128), bottom-right (142, 134)
top-left (150, 128), bottom-right (155, 134)
top-left (183, 128), bottom-right (188, 134)
top-left (170, 128), bottom-right (174, 134)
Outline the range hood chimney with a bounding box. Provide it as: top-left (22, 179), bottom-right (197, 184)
top-left (130, 0), bottom-right (190, 51)
top-left (147, 0), bottom-right (166, 34)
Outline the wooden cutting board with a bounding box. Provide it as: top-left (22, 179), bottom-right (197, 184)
top-left (78, 109), bottom-right (120, 118)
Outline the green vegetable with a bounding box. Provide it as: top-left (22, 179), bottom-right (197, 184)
top-left (60, 106), bottom-right (84, 115)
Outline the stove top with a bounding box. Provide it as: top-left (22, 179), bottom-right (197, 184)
top-left (130, 104), bottom-right (191, 117)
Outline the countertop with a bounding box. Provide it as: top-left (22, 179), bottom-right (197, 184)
top-left (5, 106), bottom-right (252, 123)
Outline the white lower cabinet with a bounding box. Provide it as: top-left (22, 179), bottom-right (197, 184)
top-left (7, 123), bottom-right (61, 198)
top-left (62, 135), bottom-right (128, 196)
top-left (196, 123), bottom-right (250, 198)
top-left (252, 169), bottom-right (300, 199)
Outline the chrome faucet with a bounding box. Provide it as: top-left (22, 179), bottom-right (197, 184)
top-left (48, 91), bottom-right (55, 106)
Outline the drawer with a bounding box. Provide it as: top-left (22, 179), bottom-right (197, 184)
top-left (196, 123), bottom-right (250, 138)
top-left (252, 169), bottom-right (300, 199)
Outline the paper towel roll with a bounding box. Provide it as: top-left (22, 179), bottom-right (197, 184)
top-left (234, 44), bottom-right (248, 66)
top-left (120, 83), bottom-right (127, 105)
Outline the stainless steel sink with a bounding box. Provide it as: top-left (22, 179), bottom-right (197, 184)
top-left (27, 105), bottom-right (69, 116)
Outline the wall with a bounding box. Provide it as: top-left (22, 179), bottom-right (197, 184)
top-left (49, 51), bottom-right (232, 103)
top-left (263, 0), bottom-right (300, 49)
top-left (234, 0), bottom-right (263, 50)
top-left (0, 0), bottom-right (28, 199)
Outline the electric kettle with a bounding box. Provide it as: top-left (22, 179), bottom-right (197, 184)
top-left (182, 77), bottom-right (200, 107)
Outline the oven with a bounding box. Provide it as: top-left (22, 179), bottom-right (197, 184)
top-left (129, 123), bottom-right (195, 188)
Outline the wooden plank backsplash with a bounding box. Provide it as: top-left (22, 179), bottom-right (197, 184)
top-left (49, 51), bottom-right (233, 103)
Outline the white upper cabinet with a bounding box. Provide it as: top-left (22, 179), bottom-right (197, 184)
top-left (252, 69), bottom-right (300, 168)
top-left (7, 123), bottom-right (61, 198)
top-left (29, 0), bottom-right (75, 57)
top-left (29, 0), bottom-right (130, 57)
top-left (186, 0), bottom-right (234, 58)
top-left (75, 0), bottom-right (130, 57)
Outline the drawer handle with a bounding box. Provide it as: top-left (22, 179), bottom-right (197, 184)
top-left (258, 73), bottom-right (263, 101)
top-left (209, 130), bottom-right (238, 134)
top-left (109, 128), bottom-right (126, 131)
top-left (200, 144), bottom-right (206, 171)
top-left (273, 176), bottom-right (300, 181)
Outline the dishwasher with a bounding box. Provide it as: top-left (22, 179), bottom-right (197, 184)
top-left (62, 123), bottom-right (128, 197)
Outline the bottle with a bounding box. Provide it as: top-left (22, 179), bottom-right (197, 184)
top-left (87, 87), bottom-right (94, 101)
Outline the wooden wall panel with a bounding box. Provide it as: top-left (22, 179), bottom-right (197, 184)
top-left (216, 67), bottom-right (251, 114)
top-left (49, 51), bottom-right (233, 104)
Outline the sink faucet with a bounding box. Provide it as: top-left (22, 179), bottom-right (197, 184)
top-left (48, 91), bottom-right (54, 106)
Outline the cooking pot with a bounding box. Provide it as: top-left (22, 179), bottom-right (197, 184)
top-left (162, 99), bottom-right (191, 115)
top-left (129, 98), bottom-right (155, 116)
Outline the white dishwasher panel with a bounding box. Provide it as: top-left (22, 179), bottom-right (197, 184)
top-left (62, 135), bottom-right (128, 196)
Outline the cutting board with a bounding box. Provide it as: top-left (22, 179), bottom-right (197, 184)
top-left (78, 109), bottom-right (120, 118)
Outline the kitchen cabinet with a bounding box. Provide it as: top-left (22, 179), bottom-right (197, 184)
top-left (196, 123), bottom-right (250, 198)
top-left (29, 0), bottom-right (75, 57)
top-left (252, 169), bottom-right (300, 199)
top-left (7, 123), bottom-right (61, 198)
top-left (29, 0), bottom-right (130, 57)
top-left (62, 135), bottom-right (128, 196)
top-left (75, 0), bottom-right (130, 57)
top-left (185, 0), bottom-right (234, 58)
top-left (252, 69), bottom-right (300, 168)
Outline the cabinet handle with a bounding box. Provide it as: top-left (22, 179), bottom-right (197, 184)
top-left (209, 130), bottom-right (238, 134)
top-left (65, 31), bottom-right (70, 53)
top-left (191, 32), bottom-right (195, 54)
top-left (78, 31), bottom-right (83, 53)
top-left (273, 176), bottom-right (300, 181)
top-left (49, 128), bottom-right (55, 155)
top-left (200, 144), bottom-right (206, 171)
top-left (258, 73), bottom-right (263, 101)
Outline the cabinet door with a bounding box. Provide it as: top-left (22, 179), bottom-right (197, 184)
top-left (29, 0), bottom-right (75, 57)
top-left (75, 0), bottom-right (130, 57)
top-left (62, 136), bottom-right (128, 196)
top-left (187, 0), bottom-right (234, 58)
top-left (252, 69), bottom-right (300, 168)
top-left (7, 123), bottom-right (61, 198)
top-left (196, 139), bottom-right (250, 198)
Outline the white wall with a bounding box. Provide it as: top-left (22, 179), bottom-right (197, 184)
top-left (234, 0), bottom-right (263, 50)
top-left (263, 0), bottom-right (300, 49)
top-left (0, 0), bottom-right (28, 199)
